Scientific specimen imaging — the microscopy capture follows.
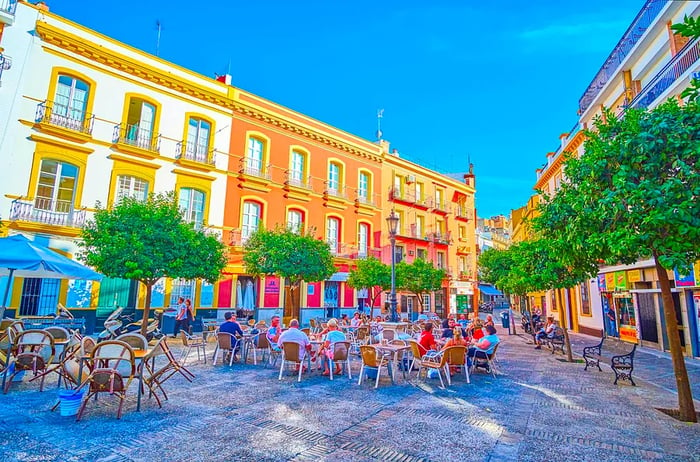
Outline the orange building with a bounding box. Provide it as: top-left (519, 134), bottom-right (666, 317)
top-left (220, 85), bottom-right (384, 321)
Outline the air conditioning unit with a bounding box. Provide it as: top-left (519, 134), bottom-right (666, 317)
top-left (405, 175), bottom-right (416, 184)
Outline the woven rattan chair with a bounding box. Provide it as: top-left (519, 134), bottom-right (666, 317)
top-left (4, 329), bottom-right (55, 393)
top-left (278, 342), bottom-right (311, 382)
top-left (116, 333), bottom-right (149, 351)
top-left (213, 332), bottom-right (237, 366)
top-left (444, 345), bottom-right (470, 383)
top-left (470, 342), bottom-right (500, 378)
top-left (328, 341), bottom-right (352, 380)
top-left (357, 345), bottom-right (392, 389)
top-left (417, 349), bottom-right (451, 388)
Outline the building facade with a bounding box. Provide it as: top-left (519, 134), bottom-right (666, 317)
top-left (526, 0), bottom-right (700, 356)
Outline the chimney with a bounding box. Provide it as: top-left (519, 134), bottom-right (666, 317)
top-left (216, 74), bottom-right (233, 85)
top-left (377, 139), bottom-right (391, 154)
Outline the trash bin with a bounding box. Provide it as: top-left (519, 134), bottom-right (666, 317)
top-left (161, 313), bottom-right (176, 336)
top-left (500, 311), bottom-right (510, 329)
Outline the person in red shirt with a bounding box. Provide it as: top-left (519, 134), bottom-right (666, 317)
top-left (418, 323), bottom-right (438, 356)
top-left (470, 319), bottom-right (485, 341)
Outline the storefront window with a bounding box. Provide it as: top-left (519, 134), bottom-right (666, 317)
top-left (614, 294), bottom-right (637, 343)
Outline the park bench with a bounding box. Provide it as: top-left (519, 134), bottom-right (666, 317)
top-left (543, 327), bottom-right (566, 355)
top-left (582, 337), bottom-right (637, 386)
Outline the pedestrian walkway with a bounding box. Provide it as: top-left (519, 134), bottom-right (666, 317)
top-left (0, 326), bottom-right (698, 462)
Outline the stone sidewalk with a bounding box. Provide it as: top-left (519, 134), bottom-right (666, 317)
top-left (0, 326), bottom-right (698, 462)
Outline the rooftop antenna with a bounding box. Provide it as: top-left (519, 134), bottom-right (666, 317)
top-left (155, 20), bottom-right (162, 57)
top-left (376, 109), bottom-right (384, 141)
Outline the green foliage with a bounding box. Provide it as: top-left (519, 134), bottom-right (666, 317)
top-left (243, 227), bottom-right (335, 286)
top-left (80, 192), bottom-right (226, 285)
top-left (396, 258), bottom-right (446, 307)
top-left (347, 257), bottom-right (391, 308)
top-left (534, 99), bottom-right (700, 274)
top-left (672, 15), bottom-right (700, 103)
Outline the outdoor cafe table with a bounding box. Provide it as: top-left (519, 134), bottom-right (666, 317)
top-left (374, 343), bottom-right (411, 383)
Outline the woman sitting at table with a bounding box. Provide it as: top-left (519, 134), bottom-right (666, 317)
top-left (443, 327), bottom-right (468, 373)
top-left (317, 318), bottom-right (346, 376)
top-left (340, 314), bottom-right (350, 327)
top-left (418, 323), bottom-right (438, 356)
top-left (484, 314), bottom-right (495, 328)
top-left (469, 318), bottom-right (485, 341)
top-left (467, 325), bottom-right (499, 369)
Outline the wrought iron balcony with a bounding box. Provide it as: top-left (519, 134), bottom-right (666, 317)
top-left (113, 124), bottom-right (160, 153)
top-left (355, 193), bottom-right (375, 207)
top-left (428, 231), bottom-right (451, 245)
top-left (284, 170), bottom-right (312, 189)
top-left (0, 0), bottom-right (17, 25)
top-left (578, 0), bottom-right (668, 114)
top-left (0, 52), bottom-right (11, 83)
top-left (238, 157), bottom-right (271, 179)
top-left (324, 182), bottom-right (347, 200)
top-left (175, 140), bottom-right (215, 165)
top-left (454, 205), bottom-right (470, 220)
top-left (10, 198), bottom-right (86, 228)
top-left (630, 38), bottom-right (700, 109)
top-left (35, 101), bottom-right (95, 135)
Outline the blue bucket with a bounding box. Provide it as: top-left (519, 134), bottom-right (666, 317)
top-left (58, 390), bottom-right (84, 417)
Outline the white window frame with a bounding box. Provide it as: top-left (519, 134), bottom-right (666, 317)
top-left (186, 117), bottom-right (211, 162)
top-left (35, 160), bottom-right (78, 213)
top-left (179, 188), bottom-right (205, 229)
top-left (328, 163), bottom-right (340, 193)
top-left (358, 223), bottom-right (369, 257)
top-left (358, 172), bottom-right (369, 201)
top-left (247, 138), bottom-right (263, 173)
top-left (327, 217), bottom-right (340, 254)
top-left (290, 150), bottom-right (305, 184)
top-left (242, 201), bottom-right (261, 242)
top-left (287, 209), bottom-right (303, 233)
top-left (116, 175), bottom-right (148, 201)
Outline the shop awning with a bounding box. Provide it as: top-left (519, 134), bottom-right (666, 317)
top-left (327, 272), bottom-right (349, 282)
top-left (479, 284), bottom-right (503, 296)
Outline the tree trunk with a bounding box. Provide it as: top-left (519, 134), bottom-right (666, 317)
top-left (525, 296), bottom-right (536, 335)
top-left (654, 254), bottom-right (697, 422)
top-left (140, 281), bottom-right (153, 337)
top-left (555, 288), bottom-right (574, 362)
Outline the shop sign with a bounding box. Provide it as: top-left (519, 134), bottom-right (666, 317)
top-left (619, 325), bottom-right (637, 343)
top-left (605, 273), bottom-right (615, 290)
top-left (627, 269), bottom-right (642, 283)
top-left (265, 278), bottom-right (279, 294)
top-left (597, 274), bottom-right (607, 291)
top-left (674, 268), bottom-right (696, 288)
top-left (614, 271), bottom-right (628, 290)
top-left (456, 294), bottom-right (470, 314)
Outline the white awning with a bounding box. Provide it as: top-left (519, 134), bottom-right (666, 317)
top-left (327, 272), bottom-right (349, 282)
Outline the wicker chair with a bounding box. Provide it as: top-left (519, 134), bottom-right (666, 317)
top-left (4, 329), bottom-right (55, 393)
top-left (444, 345), bottom-right (470, 383)
top-left (417, 349), bottom-right (451, 388)
top-left (116, 333), bottom-right (149, 351)
top-left (357, 345), bottom-right (392, 389)
top-left (328, 341), bottom-right (352, 380)
top-left (180, 330), bottom-right (206, 365)
top-left (382, 329), bottom-right (396, 342)
top-left (278, 342), bottom-right (311, 382)
top-left (213, 332), bottom-right (238, 366)
top-left (76, 340), bottom-right (136, 420)
top-left (470, 342), bottom-right (500, 378)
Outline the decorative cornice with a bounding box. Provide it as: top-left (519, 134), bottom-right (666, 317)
top-left (534, 131), bottom-right (586, 190)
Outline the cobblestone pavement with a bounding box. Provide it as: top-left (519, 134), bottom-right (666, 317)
top-left (1, 325), bottom-right (699, 462)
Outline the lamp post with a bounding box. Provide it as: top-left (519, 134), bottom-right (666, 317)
top-left (386, 209), bottom-right (400, 323)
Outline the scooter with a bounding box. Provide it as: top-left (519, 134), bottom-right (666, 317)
top-left (521, 311), bottom-right (544, 334)
top-left (98, 307), bottom-right (165, 343)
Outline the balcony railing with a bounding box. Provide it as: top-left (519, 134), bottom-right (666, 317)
top-left (630, 38), bottom-right (700, 109)
top-left (10, 198), bottom-right (86, 228)
top-left (324, 182), bottom-right (347, 200)
top-left (578, 0), bottom-right (668, 114)
top-left (355, 193), bottom-right (375, 207)
top-left (113, 124), bottom-right (160, 152)
top-left (238, 158), bottom-right (271, 179)
top-left (428, 231), bottom-right (451, 245)
top-left (0, 52), bottom-right (11, 83)
top-left (454, 205), bottom-right (470, 220)
top-left (35, 101), bottom-right (94, 135)
top-left (176, 140), bottom-right (215, 165)
top-left (0, 0), bottom-right (17, 23)
top-left (284, 170), bottom-right (312, 189)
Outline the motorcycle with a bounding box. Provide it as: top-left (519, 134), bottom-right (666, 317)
top-left (98, 307), bottom-right (165, 343)
top-left (521, 311), bottom-right (544, 334)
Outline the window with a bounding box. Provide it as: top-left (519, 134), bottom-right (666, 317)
top-left (459, 225), bottom-right (466, 240)
top-left (417, 248), bottom-right (426, 260)
top-left (328, 162), bottom-right (341, 194)
top-left (394, 245), bottom-right (404, 263)
top-left (423, 294), bottom-right (431, 312)
top-left (435, 189), bottom-right (444, 210)
top-left (458, 256), bottom-right (466, 273)
top-left (169, 279), bottom-right (195, 307)
top-left (242, 201), bottom-right (262, 242)
top-left (125, 98), bottom-right (157, 150)
top-left (53, 75), bottom-right (89, 126)
top-left (116, 175), bottom-right (148, 201)
top-left (247, 138), bottom-right (264, 174)
top-left (436, 252), bottom-right (445, 269)
top-left (416, 216), bottom-right (424, 238)
top-left (326, 217), bottom-right (340, 254)
top-left (186, 117), bottom-right (211, 163)
top-left (287, 209), bottom-right (303, 233)
top-left (35, 159), bottom-right (78, 212)
top-left (393, 175), bottom-right (403, 198)
top-left (290, 150), bottom-right (305, 185)
top-left (358, 223), bottom-right (369, 257)
top-left (415, 182), bottom-right (424, 203)
top-left (19, 278), bottom-right (61, 316)
top-left (179, 187), bottom-right (205, 229)
top-left (436, 219), bottom-right (445, 237)
top-left (581, 282), bottom-right (591, 316)
top-left (395, 210), bottom-right (403, 236)
top-left (358, 172), bottom-right (369, 203)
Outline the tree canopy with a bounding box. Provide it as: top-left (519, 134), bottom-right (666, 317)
top-left (396, 258), bottom-right (446, 311)
top-left (533, 98), bottom-right (700, 421)
top-left (243, 227), bottom-right (335, 318)
top-left (80, 193), bottom-right (226, 334)
top-left (347, 256), bottom-right (391, 318)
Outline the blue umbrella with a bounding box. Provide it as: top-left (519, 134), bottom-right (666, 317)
top-left (0, 234), bottom-right (103, 310)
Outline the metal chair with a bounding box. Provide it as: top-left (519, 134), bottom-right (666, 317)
top-left (180, 330), bottom-right (206, 365)
top-left (417, 349), bottom-right (451, 388)
top-left (470, 342), bottom-right (500, 378)
top-left (357, 345), bottom-right (392, 389)
top-left (213, 332), bottom-right (237, 366)
top-left (278, 342), bottom-right (311, 382)
top-left (115, 333), bottom-right (149, 351)
top-left (444, 345), bottom-right (470, 383)
top-left (4, 329), bottom-right (55, 393)
top-left (328, 341), bottom-right (352, 380)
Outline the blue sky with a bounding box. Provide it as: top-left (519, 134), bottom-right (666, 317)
top-left (51, 0), bottom-right (644, 217)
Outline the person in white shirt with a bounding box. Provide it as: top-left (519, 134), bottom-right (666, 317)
top-left (277, 319), bottom-right (311, 361)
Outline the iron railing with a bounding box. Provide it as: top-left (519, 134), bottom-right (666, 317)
top-left (324, 182), bottom-right (347, 199)
top-left (35, 101), bottom-right (94, 134)
top-left (578, 0), bottom-right (668, 114)
top-left (113, 123), bottom-right (160, 152)
top-left (630, 38), bottom-right (700, 109)
top-left (284, 170), bottom-right (313, 189)
top-left (238, 157), bottom-right (271, 179)
top-left (0, 52), bottom-right (10, 83)
top-left (175, 140), bottom-right (215, 165)
top-left (0, 0), bottom-right (17, 16)
top-left (10, 198), bottom-right (86, 228)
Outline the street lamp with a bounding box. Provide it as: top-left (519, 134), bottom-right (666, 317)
top-left (386, 209), bottom-right (400, 323)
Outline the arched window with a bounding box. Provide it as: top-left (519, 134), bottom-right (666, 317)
top-left (358, 223), bottom-right (369, 258)
top-left (116, 175), bottom-right (149, 201)
top-left (358, 171), bottom-right (370, 203)
top-left (53, 75), bottom-right (90, 124)
top-left (326, 217), bottom-right (340, 255)
top-left (328, 162), bottom-right (341, 194)
top-left (247, 138), bottom-right (264, 174)
top-left (125, 97), bottom-right (157, 150)
top-left (179, 187), bottom-right (205, 229)
top-left (287, 209), bottom-right (304, 233)
top-left (242, 201), bottom-right (262, 242)
top-left (290, 150), bottom-right (306, 185)
top-left (186, 117), bottom-right (211, 162)
top-left (35, 159), bottom-right (78, 212)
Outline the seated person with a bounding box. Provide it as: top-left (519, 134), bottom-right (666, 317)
top-left (470, 319), bottom-right (485, 341)
top-left (443, 327), bottom-right (469, 373)
top-left (318, 318), bottom-right (347, 376)
top-left (467, 325), bottom-right (500, 369)
top-left (277, 319), bottom-right (311, 365)
top-left (441, 319), bottom-right (457, 339)
top-left (417, 311), bottom-right (429, 322)
top-left (457, 314), bottom-right (469, 328)
top-left (339, 314), bottom-right (350, 327)
top-left (219, 312), bottom-right (244, 361)
top-left (266, 315), bottom-right (282, 351)
top-left (484, 314), bottom-right (495, 328)
top-left (350, 312), bottom-right (362, 328)
top-left (534, 316), bottom-right (557, 349)
top-left (417, 323), bottom-right (438, 356)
